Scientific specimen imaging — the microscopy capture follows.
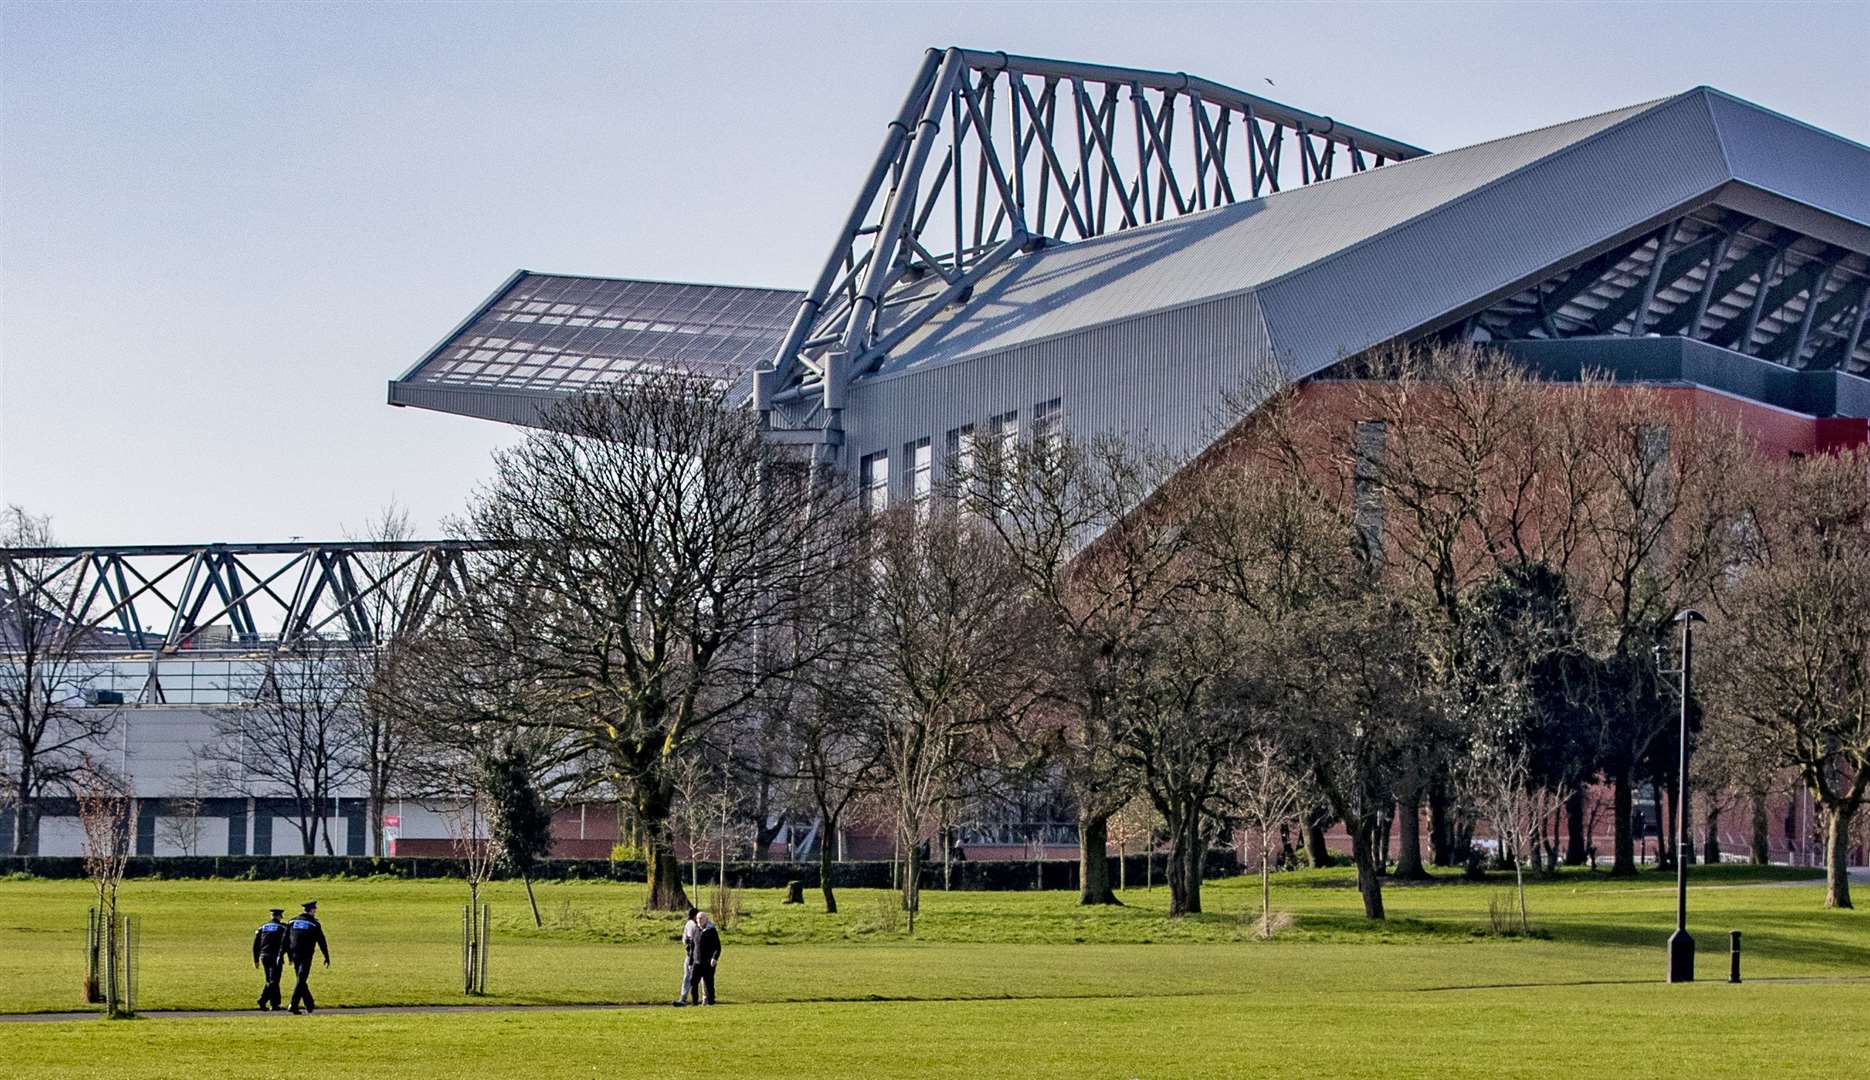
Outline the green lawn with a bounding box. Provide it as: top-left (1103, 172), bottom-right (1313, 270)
top-left (3, 866), bottom-right (1865, 1078)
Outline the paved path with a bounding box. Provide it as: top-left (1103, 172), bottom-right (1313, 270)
top-left (0, 1001), bottom-right (662, 1024)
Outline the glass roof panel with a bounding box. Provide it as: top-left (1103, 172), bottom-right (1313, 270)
top-left (400, 273), bottom-right (804, 392)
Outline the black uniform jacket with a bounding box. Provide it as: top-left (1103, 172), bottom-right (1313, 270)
top-left (286, 915), bottom-right (330, 963)
top-left (253, 920), bottom-right (288, 964)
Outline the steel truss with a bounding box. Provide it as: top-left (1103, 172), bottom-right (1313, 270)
top-left (1466, 205), bottom-right (1870, 374)
top-left (2, 541), bottom-right (478, 702)
top-left (752, 46), bottom-right (1428, 446)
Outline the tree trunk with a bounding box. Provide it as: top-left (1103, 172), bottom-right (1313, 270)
top-left (818, 817), bottom-right (839, 914)
top-left (1680, 786), bottom-right (1696, 865)
top-left (1514, 857), bottom-right (1529, 934)
top-left (637, 781), bottom-right (690, 912)
top-left (12, 802), bottom-right (36, 857)
top-left (1394, 788), bottom-right (1428, 880)
top-left (754, 815), bottom-right (783, 862)
top-left (1349, 821), bottom-right (1385, 920)
top-left (523, 873), bottom-right (542, 927)
top-left (902, 837), bottom-right (921, 933)
top-left (1260, 846), bottom-right (1272, 936)
top-left (1610, 770), bottom-right (1637, 876)
top-left (1654, 785), bottom-right (1674, 870)
top-left (1077, 811), bottom-right (1119, 905)
top-left (1165, 812), bottom-right (1202, 917)
top-left (1824, 802), bottom-right (1856, 910)
top-left (1303, 811), bottom-right (1332, 868)
top-left (1750, 790), bottom-right (1771, 865)
top-left (1428, 785), bottom-right (1453, 867)
top-left (1564, 788), bottom-right (1588, 866)
top-left (644, 837), bottom-right (690, 912)
top-left (1703, 805), bottom-right (1722, 866)
top-left (368, 791), bottom-right (385, 858)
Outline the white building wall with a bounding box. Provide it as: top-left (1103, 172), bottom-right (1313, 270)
top-left (35, 815), bottom-right (86, 857)
top-left (843, 290), bottom-right (1274, 487)
top-left (63, 707), bottom-right (370, 799)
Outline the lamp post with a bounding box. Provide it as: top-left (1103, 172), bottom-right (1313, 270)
top-left (1668, 608), bottom-right (1706, 984)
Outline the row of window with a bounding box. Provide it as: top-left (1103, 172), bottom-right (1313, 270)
top-left (860, 398), bottom-right (1063, 513)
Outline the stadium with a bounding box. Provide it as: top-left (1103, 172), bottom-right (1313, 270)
top-left (5, 45), bottom-right (1868, 860)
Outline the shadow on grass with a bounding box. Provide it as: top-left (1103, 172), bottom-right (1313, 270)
top-left (1534, 913), bottom-right (1870, 970)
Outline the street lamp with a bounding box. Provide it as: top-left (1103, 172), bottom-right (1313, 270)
top-left (1668, 608), bottom-right (1706, 984)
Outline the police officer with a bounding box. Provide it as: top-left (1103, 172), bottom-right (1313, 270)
top-left (252, 908), bottom-right (289, 1011)
top-left (285, 900), bottom-right (330, 1014)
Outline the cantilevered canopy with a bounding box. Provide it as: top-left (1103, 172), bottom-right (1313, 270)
top-left (390, 272), bottom-right (802, 426)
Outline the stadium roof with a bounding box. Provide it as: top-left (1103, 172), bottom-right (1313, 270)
top-left (390, 65), bottom-right (1870, 434)
top-left (869, 87), bottom-right (1870, 383)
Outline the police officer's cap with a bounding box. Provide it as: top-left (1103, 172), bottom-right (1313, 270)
top-left (302, 900), bottom-right (318, 911)
top-left (269, 908), bottom-right (284, 916)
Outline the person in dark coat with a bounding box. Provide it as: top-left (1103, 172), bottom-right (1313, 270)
top-left (252, 908), bottom-right (289, 1011)
top-left (690, 911), bottom-right (722, 1005)
top-left (285, 900), bottom-right (330, 1014)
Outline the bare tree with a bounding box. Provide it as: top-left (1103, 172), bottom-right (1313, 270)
top-left (441, 743), bottom-right (499, 996)
top-left (783, 613), bottom-right (883, 913)
top-left (1714, 450), bottom-right (1870, 908)
top-left (1120, 594), bottom-right (1241, 916)
top-left (455, 373), bottom-right (853, 911)
top-left (1566, 386), bottom-right (1755, 875)
top-left (862, 504), bottom-right (1037, 932)
top-left (199, 640), bottom-right (363, 855)
top-left (2, 506), bottom-right (120, 855)
top-left (1107, 794), bottom-right (1158, 892)
top-left (345, 501), bottom-right (420, 858)
top-left (155, 760), bottom-right (211, 857)
top-left (1227, 739), bottom-right (1305, 938)
top-left (669, 753), bottom-right (717, 895)
top-left (1458, 686), bottom-right (1569, 933)
top-left (967, 432), bottom-right (1193, 905)
top-left (1324, 346), bottom-right (1603, 875)
top-left (75, 756), bottom-right (131, 1014)
top-left (1194, 405), bottom-right (1420, 920)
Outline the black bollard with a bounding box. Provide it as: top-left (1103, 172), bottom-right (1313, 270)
top-left (1729, 930), bottom-right (1742, 984)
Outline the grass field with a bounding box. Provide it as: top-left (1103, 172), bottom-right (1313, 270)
top-left (3, 865), bottom-right (1865, 1078)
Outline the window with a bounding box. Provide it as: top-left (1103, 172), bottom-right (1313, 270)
top-left (1032, 398), bottom-right (1063, 454)
top-left (946, 423), bottom-right (976, 492)
top-left (989, 411), bottom-right (1019, 501)
top-left (860, 450), bottom-right (890, 514)
top-left (1353, 420), bottom-right (1386, 562)
top-left (903, 437), bottom-right (933, 503)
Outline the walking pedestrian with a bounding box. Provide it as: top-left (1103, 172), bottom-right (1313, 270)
top-left (285, 900), bottom-right (330, 1014)
top-left (252, 908), bottom-right (288, 1011)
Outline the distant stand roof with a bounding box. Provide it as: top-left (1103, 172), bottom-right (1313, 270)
top-left (390, 272), bottom-right (802, 425)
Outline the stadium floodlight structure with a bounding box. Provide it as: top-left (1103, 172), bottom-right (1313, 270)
top-left (1, 541), bottom-right (477, 704)
top-left (750, 46), bottom-right (1428, 453)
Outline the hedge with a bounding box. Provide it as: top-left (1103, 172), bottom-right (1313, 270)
top-left (0, 850), bottom-right (1239, 890)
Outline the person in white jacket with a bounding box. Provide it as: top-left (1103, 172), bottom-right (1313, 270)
top-left (673, 906), bottom-right (699, 1006)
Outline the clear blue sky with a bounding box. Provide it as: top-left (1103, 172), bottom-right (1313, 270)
top-left (3, 0), bottom-right (1866, 545)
